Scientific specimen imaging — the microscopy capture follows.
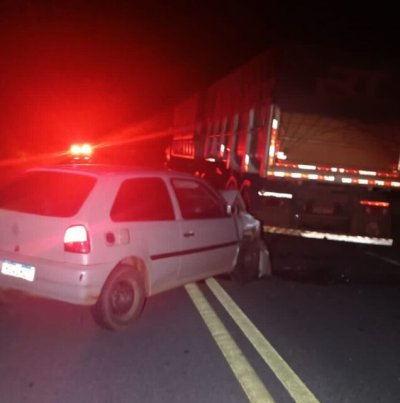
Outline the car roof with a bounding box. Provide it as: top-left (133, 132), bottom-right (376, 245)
top-left (28, 164), bottom-right (198, 180)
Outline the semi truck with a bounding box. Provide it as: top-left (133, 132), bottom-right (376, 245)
top-left (165, 45), bottom-right (400, 248)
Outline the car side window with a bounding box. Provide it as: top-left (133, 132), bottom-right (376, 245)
top-left (110, 178), bottom-right (175, 222)
top-left (171, 178), bottom-right (226, 219)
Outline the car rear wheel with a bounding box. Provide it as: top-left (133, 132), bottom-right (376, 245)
top-left (91, 265), bottom-right (145, 330)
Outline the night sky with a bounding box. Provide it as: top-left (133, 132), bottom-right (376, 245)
top-left (0, 1), bottom-right (398, 160)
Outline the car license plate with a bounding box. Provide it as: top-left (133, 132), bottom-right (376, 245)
top-left (1, 260), bottom-right (35, 282)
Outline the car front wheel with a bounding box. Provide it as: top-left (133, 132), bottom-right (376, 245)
top-left (91, 265), bottom-right (145, 330)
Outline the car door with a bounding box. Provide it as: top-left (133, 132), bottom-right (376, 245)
top-left (171, 178), bottom-right (239, 283)
top-left (109, 177), bottom-right (181, 295)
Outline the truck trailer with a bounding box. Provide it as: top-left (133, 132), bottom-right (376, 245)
top-left (165, 45), bottom-right (400, 248)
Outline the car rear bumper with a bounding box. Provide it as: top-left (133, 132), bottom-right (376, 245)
top-left (0, 251), bottom-right (111, 306)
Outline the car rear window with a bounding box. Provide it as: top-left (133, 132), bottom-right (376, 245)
top-left (0, 171), bottom-right (96, 217)
top-left (110, 177), bottom-right (174, 222)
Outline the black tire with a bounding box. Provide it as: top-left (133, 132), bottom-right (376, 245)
top-left (232, 238), bottom-right (260, 284)
top-left (91, 265), bottom-right (145, 330)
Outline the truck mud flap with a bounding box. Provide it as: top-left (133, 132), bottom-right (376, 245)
top-left (232, 239), bottom-right (271, 284)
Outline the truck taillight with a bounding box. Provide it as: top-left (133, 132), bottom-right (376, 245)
top-left (360, 200), bottom-right (389, 217)
top-left (64, 225), bottom-right (91, 253)
top-left (360, 200), bottom-right (390, 208)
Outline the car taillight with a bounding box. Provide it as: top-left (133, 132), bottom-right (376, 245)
top-left (64, 225), bottom-right (91, 253)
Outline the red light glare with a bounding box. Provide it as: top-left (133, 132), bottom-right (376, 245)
top-left (70, 143), bottom-right (93, 157)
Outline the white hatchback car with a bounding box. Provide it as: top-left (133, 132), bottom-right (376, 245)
top-left (0, 165), bottom-right (268, 329)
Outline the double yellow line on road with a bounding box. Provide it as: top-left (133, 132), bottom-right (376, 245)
top-left (185, 282), bottom-right (274, 403)
top-left (185, 278), bottom-right (320, 403)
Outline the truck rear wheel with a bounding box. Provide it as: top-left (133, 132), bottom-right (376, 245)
top-left (91, 265), bottom-right (145, 330)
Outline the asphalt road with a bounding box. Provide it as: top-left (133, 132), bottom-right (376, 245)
top-left (1, 239), bottom-right (400, 403)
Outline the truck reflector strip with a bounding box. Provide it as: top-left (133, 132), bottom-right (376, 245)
top-left (268, 123), bottom-right (278, 166)
top-left (276, 151), bottom-right (287, 160)
top-left (275, 162), bottom-right (400, 180)
top-left (263, 225), bottom-right (393, 246)
top-left (267, 169), bottom-right (400, 189)
top-left (273, 171), bottom-right (285, 177)
top-left (360, 170), bottom-right (377, 176)
top-left (258, 191), bottom-right (293, 199)
top-left (298, 164), bottom-right (316, 170)
top-left (268, 144), bottom-right (275, 158)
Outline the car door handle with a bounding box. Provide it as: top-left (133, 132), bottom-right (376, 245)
top-left (183, 231), bottom-right (195, 238)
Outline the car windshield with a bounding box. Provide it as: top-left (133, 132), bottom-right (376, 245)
top-left (0, 171), bottom-right (96, 217)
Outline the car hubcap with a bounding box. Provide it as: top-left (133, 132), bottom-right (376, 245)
top-left (111, 281), bottom-right (134, 316)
